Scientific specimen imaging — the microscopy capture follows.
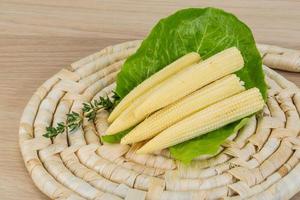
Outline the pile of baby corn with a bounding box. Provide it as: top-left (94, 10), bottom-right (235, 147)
top-left (105, 47), bottom-right (264, 154)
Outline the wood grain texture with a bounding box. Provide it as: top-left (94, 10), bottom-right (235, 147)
top-left (0, 0), bottom-right (299, 199)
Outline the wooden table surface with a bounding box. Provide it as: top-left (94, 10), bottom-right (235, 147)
top-left (0, 0), bottom-right (299, 199)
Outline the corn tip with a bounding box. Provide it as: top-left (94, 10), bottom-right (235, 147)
top-left (136, 148), bottom-right (146, 154)
top-left (189, 52), bottom-right (201, 58)
top-left (120, 137), bottom-right (130, 144)
top-left (120, 139), bottom-right (127, 144)
top-left (104, 128), bottom-right (114, 135)
top-left (107, 116), bottom-right (114, 123)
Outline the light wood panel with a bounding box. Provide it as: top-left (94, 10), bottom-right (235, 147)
top-left (0, 1), bottom-right (299, 199)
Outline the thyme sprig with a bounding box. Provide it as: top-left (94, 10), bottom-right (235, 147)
top-left (67, 111), bottom-right (83, 131)
top-left (43, 122), bottom-right (65, 138)
top-left (43, 111), bottom-right (82, 138)
top-left (83, 95), bottom-right (115, 121)
top-left (43, 91), bottom-right (120, 139)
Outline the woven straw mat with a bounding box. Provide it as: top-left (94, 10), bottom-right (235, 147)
top-left (19, 40), bottom-right (300, 200)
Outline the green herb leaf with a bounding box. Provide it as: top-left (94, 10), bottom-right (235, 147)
top-left (67, 111), bottom-right (82, 132)
top-left (44, 91), bottom-right (120, 139)
top-left (82, 93), bottom-right (120, 121)
top-left (43, 122), bottom-right (66, 138)
top-left (44, 111), bottom-right (82, 139)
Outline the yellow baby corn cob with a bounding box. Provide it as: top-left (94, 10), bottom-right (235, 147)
top-left (108, 52), bottom-right (201, 123)
top-left (106, 53), bottom-right (201, 135)
top-left (121, 74), bottom-right (245, 144)
top-left (105, 89), bottom-right (150, 135)
top-left (137, 88), bottom-right (264, 154)
top-left (134, 47), bottom-right (244, 118)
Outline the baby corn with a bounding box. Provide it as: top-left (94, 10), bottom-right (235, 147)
top-left (108, 52), bottom-right (201, 123)
top-left (134, 47), bottom-right (244, 118)
top-left (137, 88), bottom-right (264, 154)
top-left (121, 74), bottom-right (245, 144)
top-left (105, 89), bottom-right (150, 135)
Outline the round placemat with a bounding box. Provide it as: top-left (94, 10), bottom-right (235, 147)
top-left (19, 40), bottom-right (300, 200)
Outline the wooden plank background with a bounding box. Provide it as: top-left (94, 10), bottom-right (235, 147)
top-left (0, 0), bottom-right (299, 199)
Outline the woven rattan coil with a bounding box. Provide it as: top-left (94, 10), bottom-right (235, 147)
top-left (19, 40), bottom-right (300, 200)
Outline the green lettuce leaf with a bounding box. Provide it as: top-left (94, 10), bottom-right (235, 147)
top-left (169, 118), bottom-right (250, 164)
top-left (112, 7), bottom-right (267, 162)
top-left (101, 128), bottom-right (131, 143)
top-left (116, 8), bottom-right (267, 99)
